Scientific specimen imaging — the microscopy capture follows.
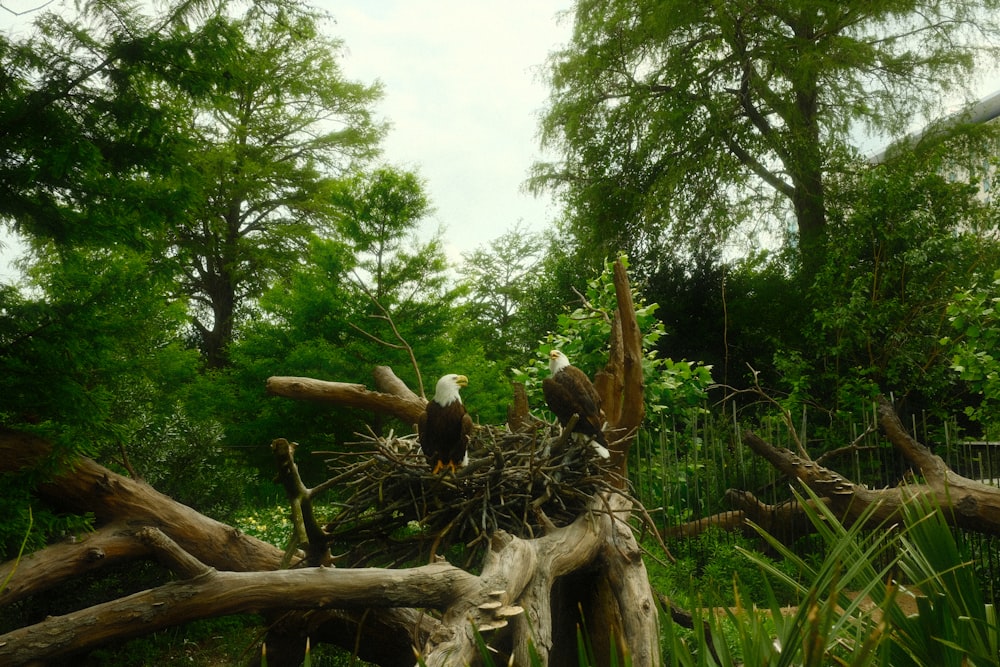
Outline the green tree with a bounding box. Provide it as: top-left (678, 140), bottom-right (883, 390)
top-left (168, 4), bottom-right (384, 368)
top-left (0, 1), bottom-right (203, 247)
top-left (0, 243), bottom-right (201, 557)
top-left (515, 220), bottom-right (606, 348)
top-left (789, 142), bottom-right (1000, 426)
top-left (1, 1), bottom-right (384, 369)
top-left (334, 167), bottom-right (432, 304)
top-left (456, 221), bottom-right (543, 364)
top-left (219, 169), bottom-right (484, 471)
top-left (329, 167), bottom-right (462, 386)
top-left (946, 268), bottom-right (1000, 434)
top-left (532, 0), bottom-right (1000, 278)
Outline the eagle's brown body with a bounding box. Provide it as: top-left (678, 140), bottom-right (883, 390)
top-left (418, 374), bottom-right (473, 474)
top-left (542, 350), bottom-right (610, 457)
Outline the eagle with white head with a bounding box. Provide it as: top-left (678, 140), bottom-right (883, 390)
top-left (418, 373), bottom-right (474, 474)
top-left (542, 350), bottom-right (611, 459)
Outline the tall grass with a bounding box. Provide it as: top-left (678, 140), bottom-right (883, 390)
top-left (663, 484), bottom-right (1000, 666)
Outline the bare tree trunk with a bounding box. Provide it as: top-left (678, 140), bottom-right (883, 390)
top-left (0, 429), bottom-right (282, 572)
top-left (265, 373), bottom-right (425, 425)
top-left (0, 430), bottom-right (430, 667)
top-left (0, 471), bottom-right (656, 667)
top-left (0, 521), bottom-right (152, 606)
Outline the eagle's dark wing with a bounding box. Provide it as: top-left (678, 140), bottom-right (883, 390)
top-left (544, 368), bottom-right (609, 447)
top-left (421, 400), bottom-right (472, 469)
top-left (418, 404), bottom-right (439, 465)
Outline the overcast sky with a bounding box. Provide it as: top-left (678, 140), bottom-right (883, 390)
top-left (317, 1), bottom-right (575, 261)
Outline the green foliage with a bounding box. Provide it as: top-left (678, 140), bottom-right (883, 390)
top-left (946, 269), bottom-right (1000, 430)
top-left (533, 0), bottom-right (1000, 275)
top-left (456, 221), bottom-right (545, 365)
top-left (0, 480), bottom-right (94, 561)
top-left (234, 503), bottom-right (295, 550)
top-left (334, 168), bottom-right (431, 298)
top-left (121, 407), bottom-right (255, 521)
top-left (83, 615), bottom-right (264, 667)
top-left (645, 248), bottom-right (805, 392)
top-left (0, 506), bottom-right (31, 587)
top-left (514, 256), bottom-right (713, 427)
top-left (0, 1), bottom-right (200, 247)
top-left (0, 243), bottom-right (201, 554)
top-left (658, 528), bottom-right (793, 610)
top-left (664, 484), bottom-right (1000, 666)
top-left (2, 245), bottom-right (194, 442)
top-left (774, 144), bottom-right (1000, 435)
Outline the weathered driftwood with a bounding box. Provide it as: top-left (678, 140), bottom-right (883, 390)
top-left (265, 370), bottom-right (425, 425)
top-left (0, 431), bottom-right (434, 667)
top-left (0, 521), bottom-right (152, 606)
top-left (1, 258), bottom-right (663, 666)
top-left (0, 429), bottom-right (282, 573)
top-left (0, 436), bottom-right (656, 667)
top-left (0, 526), bottom-right (492, 665)
top-left (670, 396), bottom-right (1000, 539)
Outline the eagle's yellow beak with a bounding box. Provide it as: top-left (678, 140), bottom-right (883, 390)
top-left (456, 374), bottom-right (469, 387)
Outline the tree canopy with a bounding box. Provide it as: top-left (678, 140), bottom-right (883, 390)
top-left (166, 4), bottom-right (384, 367)
top-left (532, 0), bottom-right (1000, 277)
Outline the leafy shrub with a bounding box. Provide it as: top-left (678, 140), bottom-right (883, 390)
top-left (512, 255), bottom-right (713, 427)
top-left (662, 527), bottom-right (795, 608)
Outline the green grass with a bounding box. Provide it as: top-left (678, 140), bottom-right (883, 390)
top-left (661, 484), bottom-right (1000, 666)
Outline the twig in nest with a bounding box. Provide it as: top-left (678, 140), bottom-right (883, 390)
top-left (313, 420), bottom-right (663, 568)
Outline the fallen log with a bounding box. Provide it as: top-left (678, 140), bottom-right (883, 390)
top-left (670, 396), bottom-right (1000, 541)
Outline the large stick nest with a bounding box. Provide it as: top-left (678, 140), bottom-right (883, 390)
top-left (318, 420), bottom-right (630, 568)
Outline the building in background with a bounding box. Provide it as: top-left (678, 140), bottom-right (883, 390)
top-left (869, 89), bottom-right (1000, 203)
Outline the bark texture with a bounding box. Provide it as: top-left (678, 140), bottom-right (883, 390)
top-left (671, 396), bottom-right (1000, 540)
top-left (0, 441), bottom-right (656, 667)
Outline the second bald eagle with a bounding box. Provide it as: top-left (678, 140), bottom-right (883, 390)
top-left (542, 350), bottom-right (611, 459)
top-left (418, 373), bottom-right (474, 474)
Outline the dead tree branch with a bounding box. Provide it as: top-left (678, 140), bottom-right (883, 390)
top-left (0, 521), bottom-right (151, 607)
top-left (265, 371), bottom-right (425, 425)
top-left (0, 490), bottom-right (657, 667)
top-left (271, 438), bottom-right (331, 566)
top-left (671, 395), bottom-right (1000, 541)
top-left (0, 431), bottom-right (434, 667)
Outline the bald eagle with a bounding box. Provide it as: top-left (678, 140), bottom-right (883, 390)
top-left (542, 350), bottom-right (611, 459)
top-left (418, 374), bottom-right (474, 474)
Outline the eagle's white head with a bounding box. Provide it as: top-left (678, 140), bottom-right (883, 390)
top-left (433, 373), bottom-right (468, 405)
top-left (548, 349), bottom-right (570, 375)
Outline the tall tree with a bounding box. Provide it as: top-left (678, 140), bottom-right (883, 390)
top-left (456, 222), bottom-right (542, 363)
top-left (169, 4), bottom-right (384, 368)
top-left (330, 167), bottom-right (461, 388)
top-left (0, 0), bottom-right (204, 247)
top-left (333, 167), bottom-right (432, 304)
top-left (800, 139), bottom-right (1000, 418)
top-left (0, 1), bottom-right (384, 370)
top-left (532, 0), bottom-right (1000, 278)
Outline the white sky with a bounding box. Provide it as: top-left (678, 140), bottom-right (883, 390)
top-left (0, 0), bottom-right (575, 278)
top-left (317, 1), bottom-right (575, 261)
